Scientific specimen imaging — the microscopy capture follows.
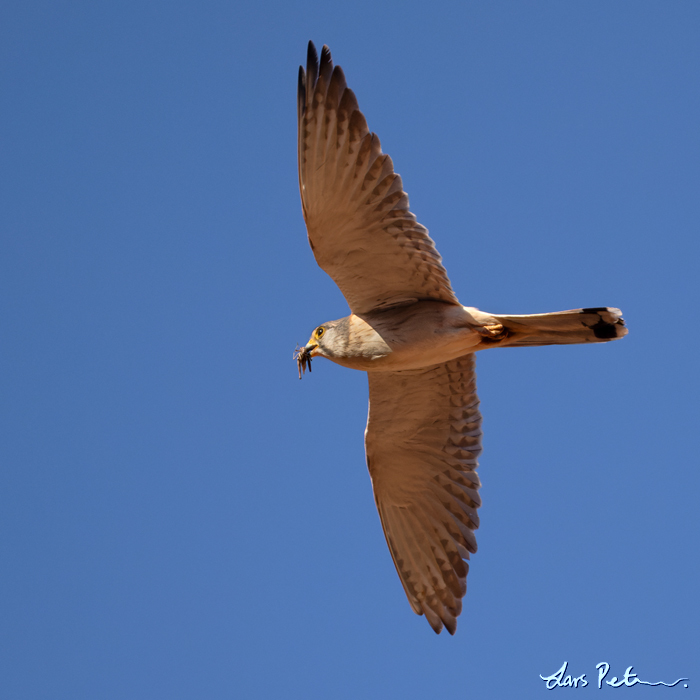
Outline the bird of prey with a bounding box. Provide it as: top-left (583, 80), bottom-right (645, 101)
top-left (294, 41), bottom-right (627, 635)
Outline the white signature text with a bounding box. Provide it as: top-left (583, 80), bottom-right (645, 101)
top-left (539, 661), bottom-right (688, 689)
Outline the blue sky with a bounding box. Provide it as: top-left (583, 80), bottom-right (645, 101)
top-left (1, 1), bottom-right (698, 698)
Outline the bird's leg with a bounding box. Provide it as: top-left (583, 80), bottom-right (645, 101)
top-left (475, 322), bottom-right (508, 341)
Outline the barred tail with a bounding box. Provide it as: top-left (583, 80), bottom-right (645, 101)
top-left (484, 307), bottom-right (628, 348)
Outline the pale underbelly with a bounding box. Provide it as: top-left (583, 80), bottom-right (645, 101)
top-left (329, 328), bottom-right (481, 372)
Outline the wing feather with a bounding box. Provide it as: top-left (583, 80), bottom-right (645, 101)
top-left (365, 354), bottom-right (483, 634)
top-left (298, 41), bottom-right (459, 314)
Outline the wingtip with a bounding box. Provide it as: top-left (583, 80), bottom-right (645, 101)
top-left (320, 43), bottom-right (332, 67)
top-left (423, 605), bottom-right (445, 635)
top-left (297, 64), bottom-right (306, 116)
top-left (306, 40), bottom-right (319, 82)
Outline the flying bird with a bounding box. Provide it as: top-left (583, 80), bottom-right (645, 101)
top-left (295, 41), bottom-right (627, 635)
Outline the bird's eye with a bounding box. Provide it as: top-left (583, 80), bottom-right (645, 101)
top-left (316, 327), bottom-right (325, 338)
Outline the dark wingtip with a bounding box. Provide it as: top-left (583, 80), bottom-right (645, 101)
top-left (332, 64), bottom-right (347, 91)
top-left (306, 40), bottom-right (319, 86)
top-left (320, 43), bottom-right (332, 69)
top-left (430, 622), bottom-right (443, 635)
top-left (297, 65), bottom-right (306, 118)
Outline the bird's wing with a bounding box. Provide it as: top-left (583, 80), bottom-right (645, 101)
top-left (365, 354), bottom-right (482, 635)
top-left (298, 42), bottom-right (459, 315)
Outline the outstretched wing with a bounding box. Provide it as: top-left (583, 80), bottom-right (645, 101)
top-left (365, 354), bottom-right (482, 634)
top-left (298, 42), bottom-right (459, 315)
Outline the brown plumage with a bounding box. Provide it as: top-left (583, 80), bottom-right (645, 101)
top-left (295, 41), bottom-right (627, 634)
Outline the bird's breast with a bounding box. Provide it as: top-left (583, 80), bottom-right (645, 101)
top-left (331, 302), bottom-right (485, 371)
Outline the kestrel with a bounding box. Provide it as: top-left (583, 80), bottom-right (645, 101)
top-left (295, 41), bottom-right (627, 635)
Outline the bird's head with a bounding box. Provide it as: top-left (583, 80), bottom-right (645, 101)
top-left (293, 318), bottom-right (350, 378)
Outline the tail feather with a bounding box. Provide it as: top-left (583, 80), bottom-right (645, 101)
top-left (484, 307), bottom-right (627, 348)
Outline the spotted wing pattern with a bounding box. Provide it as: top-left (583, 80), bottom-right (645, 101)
top-left (365, 354), bottom-right (482, 634)
top-left (298, 42), bottom-right (459, 315)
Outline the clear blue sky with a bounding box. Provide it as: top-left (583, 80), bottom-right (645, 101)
top-left (1, 1), bottom-right (698, 698)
